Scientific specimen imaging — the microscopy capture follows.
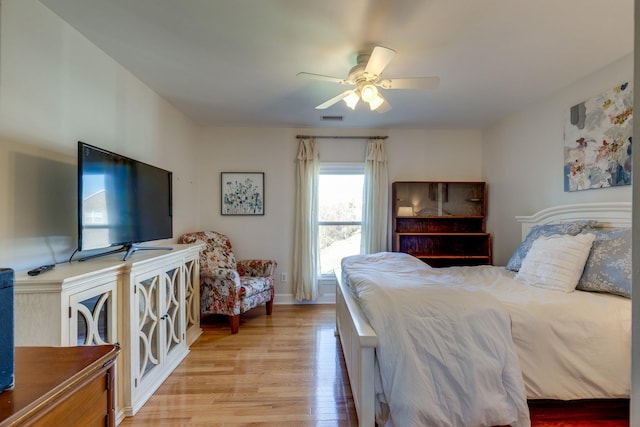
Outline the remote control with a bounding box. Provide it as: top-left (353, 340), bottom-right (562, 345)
top-left (27, 264), bottom-right (55, 276)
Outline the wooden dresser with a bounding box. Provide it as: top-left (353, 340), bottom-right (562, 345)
top-left (0, 345), bottom-right (120, 426)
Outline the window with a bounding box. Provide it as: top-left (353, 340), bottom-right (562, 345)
top-left (318, 163), bottom-right (364, 278)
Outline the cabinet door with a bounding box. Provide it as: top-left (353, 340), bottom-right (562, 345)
top-left (183, 257), bottom-right (200, 345)
top-left (133, 263), bottom-right (184, 392)
top-left (134, 270), bottom-right (163, 387)
top-left (162, 265), bottom-right (184, 366)
top-left (69, 280), bottom-right (118, 346)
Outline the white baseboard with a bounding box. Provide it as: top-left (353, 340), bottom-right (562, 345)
top-left (275, 278), bottom-right (336, 305)
top-left (274, 293), bottom-right (336, 305)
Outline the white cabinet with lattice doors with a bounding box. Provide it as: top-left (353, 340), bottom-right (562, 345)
top-left (14, 244), bottom-right (203, 422)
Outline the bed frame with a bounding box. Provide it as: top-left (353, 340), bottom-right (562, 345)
top-left (335, 202), bottom-right (631, 427)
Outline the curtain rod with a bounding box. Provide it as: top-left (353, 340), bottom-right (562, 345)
top-left (295, 135), bottom-right (388, 140)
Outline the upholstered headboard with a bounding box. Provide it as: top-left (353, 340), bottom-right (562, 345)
top-left (515, 202), bottom-right (632, 241)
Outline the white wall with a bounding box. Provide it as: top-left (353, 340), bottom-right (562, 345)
top-left (197, 127), bottom-right (482, 299)
top-left (483, 54), bottom-right (633, 265)
top-left (0, 0), bottom-right (202, 270)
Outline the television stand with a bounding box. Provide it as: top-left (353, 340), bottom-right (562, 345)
top-left (79, 243), bottom-right (173, 262)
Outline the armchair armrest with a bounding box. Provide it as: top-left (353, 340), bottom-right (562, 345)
top-left (201, 267), bottom-right (241, 292)
top-left (237, 259), bottom-right (278, 277)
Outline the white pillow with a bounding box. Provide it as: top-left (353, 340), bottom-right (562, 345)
top-left (515, 233), bottom-right (595, 292)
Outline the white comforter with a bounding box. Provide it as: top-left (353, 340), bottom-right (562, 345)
top-left (432, 263), bottom-right (631, 400)
top-left (342, 252), bottom-right (531, 427)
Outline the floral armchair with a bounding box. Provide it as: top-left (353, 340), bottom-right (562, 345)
top-left (178, 231), bottom-right (277, 334)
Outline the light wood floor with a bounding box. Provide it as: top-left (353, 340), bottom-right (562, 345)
top-left (120, 305), bottom-right (359, 426)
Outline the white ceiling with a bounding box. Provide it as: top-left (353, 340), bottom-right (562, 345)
top-left (39, 0), bottom-right (634, 129)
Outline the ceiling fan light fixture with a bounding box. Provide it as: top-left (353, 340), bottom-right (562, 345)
top-left (299, 44), bottom-right (439, 113)
top-left (360, 84), bottom-right (378, 103)
top-left (343, 91), bottom-right (360, 109)
top-left (369, 94), bottom-right (384, 111)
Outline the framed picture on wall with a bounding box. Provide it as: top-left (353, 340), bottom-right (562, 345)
top-left (221, 172), bottom-right (265, 215)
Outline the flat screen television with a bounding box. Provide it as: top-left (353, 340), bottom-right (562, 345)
top-left (78, 142), bottom-right (173, 261)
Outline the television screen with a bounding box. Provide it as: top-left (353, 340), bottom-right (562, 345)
top-left (78, 142), bottom-right (173, 253)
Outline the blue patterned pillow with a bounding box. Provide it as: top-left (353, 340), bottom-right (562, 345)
top-left (505, 221), bottom-right (595, 272)
top-left (576, 228), bottom-right (631, 298)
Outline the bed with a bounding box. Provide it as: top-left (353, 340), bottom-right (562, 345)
top-left (335, 202), bottom-right (632, 427)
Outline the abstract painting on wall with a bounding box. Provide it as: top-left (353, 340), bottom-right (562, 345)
top-left (564, 82), bottom-right (632, 192)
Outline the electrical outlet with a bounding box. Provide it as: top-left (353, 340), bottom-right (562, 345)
top-left (281, 272), bottom-right (287, 283)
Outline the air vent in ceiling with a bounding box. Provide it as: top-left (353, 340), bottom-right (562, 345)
top-left (321, 115), bottom-right (343, 121)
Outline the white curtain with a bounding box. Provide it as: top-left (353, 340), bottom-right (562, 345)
top-left (293, 138), bottom-right (320, 301)
top-left (361, 138), bottom-right (389, 254)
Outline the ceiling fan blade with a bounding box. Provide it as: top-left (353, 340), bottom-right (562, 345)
top-left (297, 72), bottom-right (349, 85)
top-left (364, 46), bottom-right (396, 79)
top-left (315, 90), bottom-right (355, 109)
top-left (379, 77), bottom-right (440, 90)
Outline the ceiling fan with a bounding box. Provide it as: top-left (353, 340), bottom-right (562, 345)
top-left (297, 45), bottom-right (440, 112)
